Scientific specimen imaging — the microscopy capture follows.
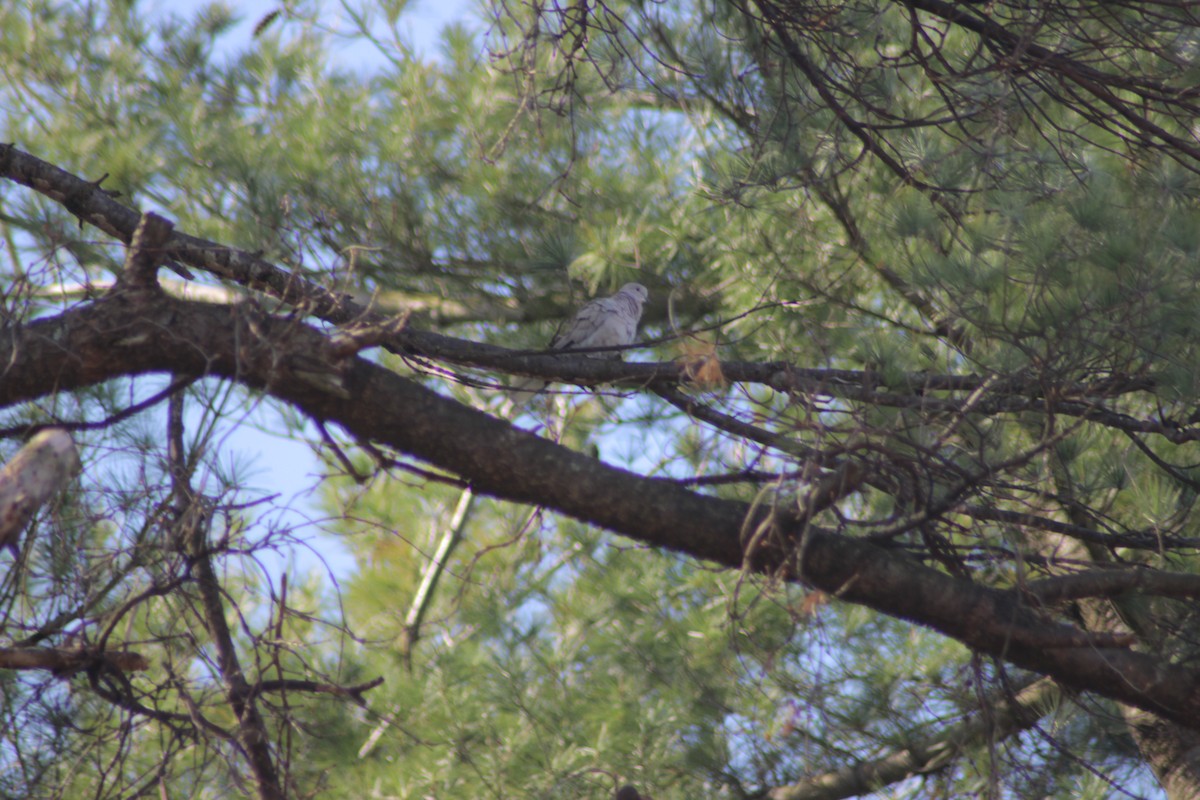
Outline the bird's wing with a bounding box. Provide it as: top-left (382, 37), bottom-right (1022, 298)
top-left (549, 296), bottom-right (621, 351)
top-left (510, 288), bottom-right (643, 407)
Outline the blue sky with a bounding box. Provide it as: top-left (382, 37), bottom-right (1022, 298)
top-left (148, 0), bottom-right (478, 582)
top-left (155, 0), bottom-right (476, 64)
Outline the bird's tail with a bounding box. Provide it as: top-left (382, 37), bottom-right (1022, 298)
top-left (507, 376), bottom-right (550, 408)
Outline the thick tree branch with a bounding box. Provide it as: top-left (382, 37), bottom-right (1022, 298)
top-left (8, 146), bottom-right (1199, 458)
top-left (0, 148), bottom-right (1168, 406)
top-left (2, 289), bottom-right (1200, 729)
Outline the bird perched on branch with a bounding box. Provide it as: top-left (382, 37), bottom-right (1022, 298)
top-left (509, 282), bottom-right (649, 405)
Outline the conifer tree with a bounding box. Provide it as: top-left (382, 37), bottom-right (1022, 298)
top-left (1, 1), bottom-right (1199, 798)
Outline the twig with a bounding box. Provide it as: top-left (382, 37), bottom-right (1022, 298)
top-left (168, 391), bottom-right (286, 800)
top-left (253, 676), bottom-right (385, 706)
top-left (399, 488), bottom-right (476, 664)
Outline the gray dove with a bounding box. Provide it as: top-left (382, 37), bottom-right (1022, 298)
top-left (510, 282), bottom-right (649, 404)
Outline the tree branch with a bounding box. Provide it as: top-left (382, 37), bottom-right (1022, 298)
top-left (0, 646), bottom-right (148, 674)
top-left (167, 393), bottom-right (285, 800)
top-left (5, 146), bottom-right (1194, 449)
top-left (399, 487), bottom-right (475, 662)
top-left (767, 679), bottom-right (1059, 800)
top-left (120, 211), bottom-right (175, 287)
top-left (1026, 570), bottom-right (1200, 605)
top-left (252, 676), bottom-right (385, 706)
top-left (0, 288), bottom-right (1197, 729)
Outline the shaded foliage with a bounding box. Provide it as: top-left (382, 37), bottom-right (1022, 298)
top-left (1, 1), bottom-right (1200, 799)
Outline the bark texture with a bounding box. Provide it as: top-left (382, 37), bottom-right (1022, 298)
top-left (2, 284), bottom-right (1199, 729)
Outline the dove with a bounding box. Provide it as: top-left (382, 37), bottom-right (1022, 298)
top-left (509, 282), bottom-right (649, 405)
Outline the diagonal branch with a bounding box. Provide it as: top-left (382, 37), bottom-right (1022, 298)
top-left (399, 487), bottom-right (475, 663)
top-left (768, 678), bottom-right (1060, 800)
top-left (5, 146), bottom-right (1194, 447)
top-left (0, 289), bottom-right (1198, 729)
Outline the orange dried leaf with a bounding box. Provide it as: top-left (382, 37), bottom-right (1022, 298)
top-left (676, 337), bottom-right (727, 389)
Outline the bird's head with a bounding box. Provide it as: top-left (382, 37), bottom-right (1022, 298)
top-left (619, 283), bottom-right (649, 306)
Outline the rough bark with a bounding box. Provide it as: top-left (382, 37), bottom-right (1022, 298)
top-left (2, 145), bottom-right (1189, 446)
top-left (2, 283), bottom-right (1200, 730)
